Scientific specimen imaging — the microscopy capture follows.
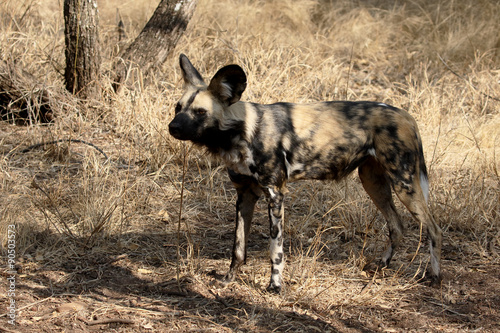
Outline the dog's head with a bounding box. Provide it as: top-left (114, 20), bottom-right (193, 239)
top-left (168, 54), bottom-right (247, 144)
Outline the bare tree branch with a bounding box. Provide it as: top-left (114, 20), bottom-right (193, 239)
top-left (112, 0), bottom-right (197, 92)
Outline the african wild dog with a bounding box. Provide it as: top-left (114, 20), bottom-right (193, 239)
top-left (169, 54), bottom-right (442, 292)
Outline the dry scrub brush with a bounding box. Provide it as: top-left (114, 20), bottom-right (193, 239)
top-left (1, 0), bottom-right (499, 321)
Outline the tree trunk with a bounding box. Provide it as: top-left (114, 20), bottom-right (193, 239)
top-left (113, 0), bottom-right (197, 92)
top-left (64, 0), bottom-right (101, 99)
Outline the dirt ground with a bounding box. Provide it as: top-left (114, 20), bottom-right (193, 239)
top-left (1, 219), bottom-right (499, 332)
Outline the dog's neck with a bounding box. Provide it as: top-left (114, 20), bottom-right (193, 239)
top-left (210, 102), bottom-right (260, 177)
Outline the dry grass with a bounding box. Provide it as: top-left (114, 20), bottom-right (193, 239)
top-left (1, 0), bottom-right (499, 331)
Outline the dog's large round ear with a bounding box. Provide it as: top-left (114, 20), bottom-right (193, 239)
top-left (207, 65), bottom-right (247, 106)
top-left (179, 54), bottom-right (205, 87)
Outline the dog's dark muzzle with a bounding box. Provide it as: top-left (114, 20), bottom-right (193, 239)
top-left (168, 114), bottom-right (193, 140)
top-left (168, 121), bottom-right (183, 139)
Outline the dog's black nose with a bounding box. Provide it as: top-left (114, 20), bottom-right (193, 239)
top-left (168, 121), bottom-right (181, 137)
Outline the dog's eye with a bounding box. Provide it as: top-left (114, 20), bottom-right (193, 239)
top-left (194, 108), bottom-right (207, 116)
top-left (175, 103), bottom-right (182, 114)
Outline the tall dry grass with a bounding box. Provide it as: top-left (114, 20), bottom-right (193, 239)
top-left (0, 0), bottom-right (499, 321)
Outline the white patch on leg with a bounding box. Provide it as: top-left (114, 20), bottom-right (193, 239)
top-left (234, 212), bottom-right (246, 260)
top-left (381, 245), bottom-right (393, 266)
top-left (429, 240), bottom-right (440, 277)
top-left (420, 171), bottom-right (429, 203)
top-left (270, 268), bottom-right (283, 286)
top-left (269, 236), bottom-right (284, 287)
top-left (368, 148), bottom-right (377, 157)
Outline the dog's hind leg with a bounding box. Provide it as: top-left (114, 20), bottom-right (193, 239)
top-left (391, 174), bottom-right (442, 284)
top-left (358, 157), bottom-right (405, 268)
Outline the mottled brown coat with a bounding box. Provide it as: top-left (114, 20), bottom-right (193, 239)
top-left (169, 54), bottom-right (442, 292)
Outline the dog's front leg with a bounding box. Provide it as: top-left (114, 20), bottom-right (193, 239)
top-left (224, 171), bottom-right (262, 283)
top-left (265, 186), bottom-right (285, 293)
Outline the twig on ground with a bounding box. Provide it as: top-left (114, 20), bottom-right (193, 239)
top-left (0, 294), bottom-right (55, 318)
top-left (425, 299), bottom-right (470, 318)
top-left (83, 317), bottom-right (135, 326)
top-left (19, 139), bottom-right (109, 160)
top-left (209, 289), bottom-right (231, 308)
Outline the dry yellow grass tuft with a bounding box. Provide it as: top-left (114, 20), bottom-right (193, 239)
top-left (1, 0), bottom-right (499, 331)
